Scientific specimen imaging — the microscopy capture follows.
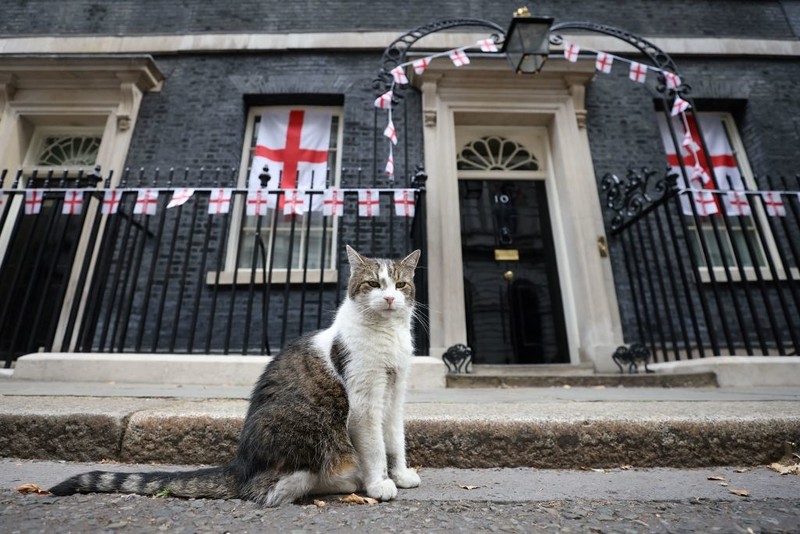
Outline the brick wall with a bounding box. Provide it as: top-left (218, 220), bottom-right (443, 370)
top-left (0, 0), bottom-right (794, 39)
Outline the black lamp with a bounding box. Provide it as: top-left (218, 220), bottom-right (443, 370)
top-left (502, 8), bottom-right (554, 74)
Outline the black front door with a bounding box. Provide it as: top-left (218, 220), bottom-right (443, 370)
top-left (459, 179), bottom-right (568, 364)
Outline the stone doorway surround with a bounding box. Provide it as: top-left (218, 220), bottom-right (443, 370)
top-left (414, 57), bottom-right (624, 372)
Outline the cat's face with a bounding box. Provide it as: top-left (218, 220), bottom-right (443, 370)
top-left (346, 245), bottom-right (420, 318)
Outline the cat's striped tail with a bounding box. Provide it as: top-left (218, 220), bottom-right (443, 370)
top-left (48, 465), bottom-right (238, 499)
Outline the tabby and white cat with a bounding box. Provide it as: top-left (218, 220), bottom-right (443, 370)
top-left (50, 245), bottom-right (422, 505)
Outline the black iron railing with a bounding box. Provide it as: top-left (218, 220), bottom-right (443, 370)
top-left (0, 168), bottom-right (428, 366)
top-left (604, 169), bottom-right (800, 361)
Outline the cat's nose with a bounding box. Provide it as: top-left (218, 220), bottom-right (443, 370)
top-left (384, 296), bottom-right (394, 307)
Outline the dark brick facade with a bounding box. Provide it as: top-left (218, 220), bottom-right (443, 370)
top-left (1, 0), bottom-right (798, 358)
top-left (0, 1), bottom-right (795, 39)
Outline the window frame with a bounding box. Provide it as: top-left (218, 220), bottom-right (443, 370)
top-left (212, 104), bottom-right (344, 286)
top-left (674, 112), bottom-right (795, 282)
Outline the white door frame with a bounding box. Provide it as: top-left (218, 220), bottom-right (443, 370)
top-left (417, 58), bottom-right (624, 370)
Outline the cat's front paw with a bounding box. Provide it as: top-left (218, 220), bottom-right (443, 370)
top-left (391, 467), bottom-right (421, 489)
top-left (365, 478), bottom-right (398, 501)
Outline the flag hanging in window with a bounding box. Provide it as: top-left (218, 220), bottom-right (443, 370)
top-left (247, 109), bottom-right (332, 211)
top-left (658, 113), bottom-right (744, 216)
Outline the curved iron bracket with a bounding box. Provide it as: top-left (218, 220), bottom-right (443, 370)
top-left (373, 18), bottom-right (507, 100)
top-left (601, 167), bottom-right (680, 234)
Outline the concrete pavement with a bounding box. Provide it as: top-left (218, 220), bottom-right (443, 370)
top-left (1, 378), bottom-right (799, 469)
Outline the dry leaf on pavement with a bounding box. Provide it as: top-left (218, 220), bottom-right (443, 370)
top-left (313, 499), bottom-right (326, 507)
top-left (458, 484), bottom-right (480, 490)
top-left (769, 462), bottom-right (800, 475)
top-left (730, 489), bottom-right (750, 497)
top-left (707, 475), bottom-right (726, 481)
top-left (16, 483), bottom-right (51, 495)
top-left (340, 493), bottom-right (378, 505)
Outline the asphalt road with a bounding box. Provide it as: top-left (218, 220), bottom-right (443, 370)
top-left (1, 459), bottom-right (798, 533)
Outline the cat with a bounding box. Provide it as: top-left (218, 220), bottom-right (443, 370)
top-left (49, 245), bottom-right (422, 506)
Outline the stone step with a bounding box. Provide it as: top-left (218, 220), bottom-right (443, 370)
top-left (446, 372), bottom-right (719, 388)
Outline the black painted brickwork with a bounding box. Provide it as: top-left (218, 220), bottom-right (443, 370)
top-left (0, 0), bottom-right (795, 40)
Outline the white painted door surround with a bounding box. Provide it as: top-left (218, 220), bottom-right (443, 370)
top-left (416, 57), bottom-right (624, 371)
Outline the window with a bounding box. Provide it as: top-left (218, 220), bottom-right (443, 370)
top-left (658, 111), bottom-right (779, 280)
top-left (225, 105), bottom-right (343, 283)
top-left (22, 126), bottom-right (104, 186)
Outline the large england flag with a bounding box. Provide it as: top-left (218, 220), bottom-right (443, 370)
top-left (247, 109), bottom-right (332, 210)
top-left (658, 112), bottom-right (744, 216)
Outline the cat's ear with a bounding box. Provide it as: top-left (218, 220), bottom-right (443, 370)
top-left (346, 244), bottom-right (369, 270)
top-left (400, 249), bottom-right (421, 270)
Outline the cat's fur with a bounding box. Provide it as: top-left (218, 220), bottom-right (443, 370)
top-left (49, 245), bottom-right (422, 505)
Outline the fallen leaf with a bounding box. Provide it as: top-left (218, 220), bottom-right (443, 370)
top-left (313, 499), bottom-right (326, 508)
top-left (718, 482), bottom-right (729, 487)
top-left (340, 493), bottom-right (378, 505)
top-left (707, 475), bottom-right (726, 481)
top-left (769, 462), bottom-right (800, 476)
top-left (591, 468), bottom-right (607, 473)
top-left (733, 468), bottom-right (750, 473)
top-left (619, 465), bottom-right (633, 471)
top-left (458, 484), bottom-right (480, 490)
top-left (730, 489), bottom-right (750, 497)
top-left (16, 483), bottom-right (51, 495)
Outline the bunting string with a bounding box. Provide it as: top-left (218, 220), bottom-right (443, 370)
top-left (374, 33), bottom-right (696, 178)
top-left (0, 187), bottom-right (421, 218)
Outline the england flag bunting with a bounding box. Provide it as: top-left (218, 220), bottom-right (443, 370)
top-left (102, 189), bottom-right (123, 215)
top-left (385, 151), bottom-right (394, 177)
top-left (322, 188), bottom-right (345, 217)
top-left (282, 189), bottom-right (309, 216)
top-left (208, 188), bottom-right (232, 215)
top-left (247, 109), bottom-right (331, 211)
top-left (725, 191), bottom-right (751, 217)
top-left (762, 192), bottom-right (786, 217)
top-left (563, 41), bottom-right (580, 62)
top-left (595, 51), bottom-right (613, 73)
top-left (412, 57), bottom-right (430, 75)
top-left (246, 189), bottom-right (270, 217)
top-left (24, 190), bottom-right (44, 215)
top-left (134, 189), bottom-right (159, 215)
top-left (629, 61), bottom-right (648, 83)
top-left (374, 90), bottom-right (393, 109)
top-left (358, 189), bottom-right (380, 217)
top-left (394, 189), bottom-right (415, 217)
top-left (477, 38), bottom-right (498, 52)
top-left (384, 120), bottom-right (398, 145)
top-left (62, 190), bottom-right (83, 215)
top-left (671, 96), bottom-right (691, 117)
top-left (390, 66), bottom-right (409, 85)
top-left (664, 71), bottom-right (682, 90)
top-left (167, 188), bottom-right (195, 208)
top-left (448, 49), bottom-right (470, 67)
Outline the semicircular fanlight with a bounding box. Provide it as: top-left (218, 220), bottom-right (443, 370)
top-left (36, 135), bottom-right (101, 167)
top-left (457, 135), bottom-right (539, 171)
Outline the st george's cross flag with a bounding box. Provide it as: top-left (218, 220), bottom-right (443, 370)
top-left (394, 189), bottom-right (415, 217)
top-left (478, 38), bottom-right (498, 52)
top-left (595, 51), bottom-right (613, 73)
top-left (658, 112), bottom-right (745, 216)
top-left (62, 190), bottom-right (84, 215)
top-left (390, 66), bottom-right (409, 85)
top-left (322, 188), bottom-right (345, 217)
top-left (247, 109), bottom-right (331, 211)
top-left (167, 188), bottom-right (195, 208)
top-left (208, 188), bottom-right (232, 215)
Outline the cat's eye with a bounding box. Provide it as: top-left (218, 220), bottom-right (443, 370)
top-left (395, 282), bottom-right (407, 289)
top-left (366, 281), bottom-right (381, 288)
